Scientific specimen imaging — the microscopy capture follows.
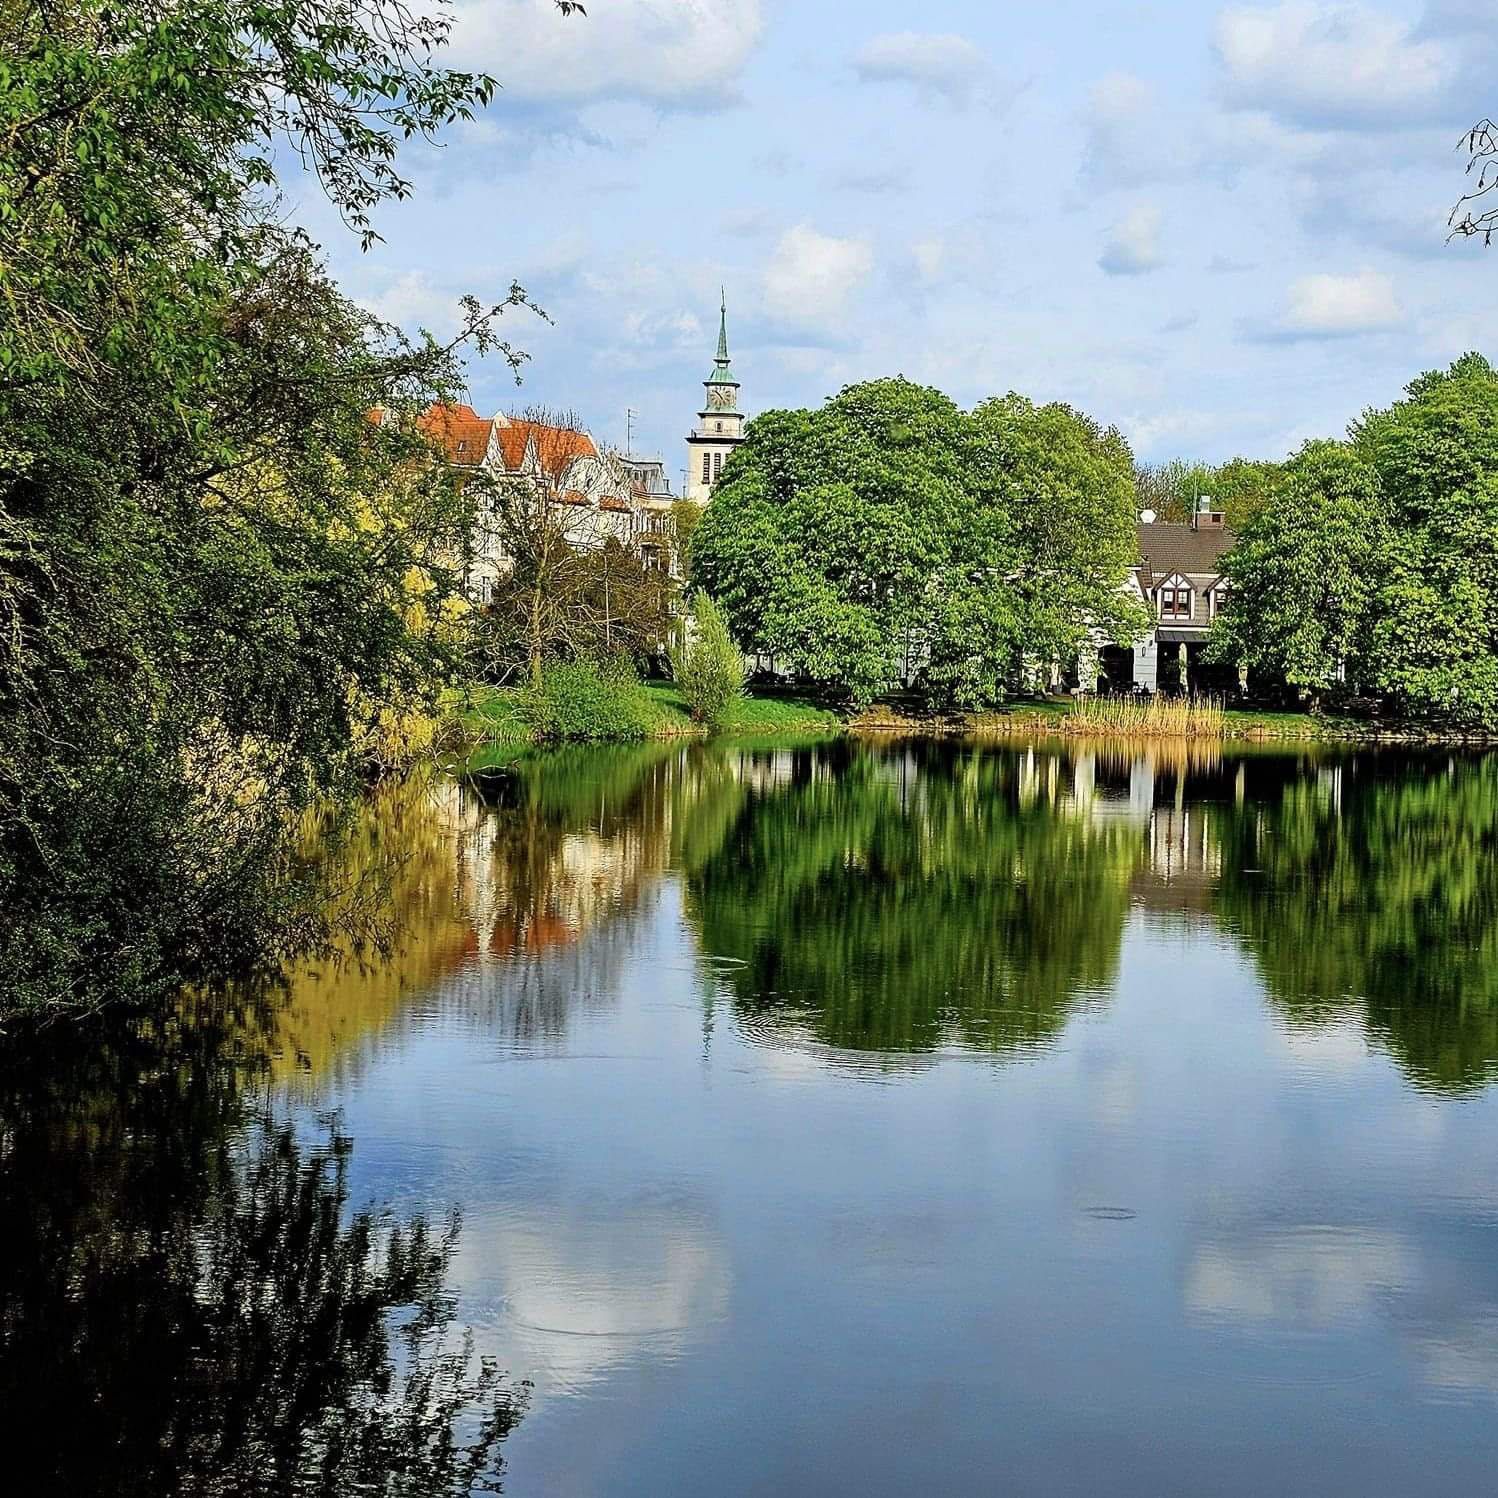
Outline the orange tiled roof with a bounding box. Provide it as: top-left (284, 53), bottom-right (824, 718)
top-left (599, 495), bottom-right (632, 513)
top-left (415, 404), bottom-right (600, 479)
top-left (493, 418), bottom-right (598, 477)
top-left (558, 489), bottom-right (591, 507)
top-left (417, 403), bottom-right (492, 467)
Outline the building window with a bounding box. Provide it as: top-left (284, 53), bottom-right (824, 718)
top-left (713, 451), bottom-right (723, 481)
top-left (715, 421), bottom-right (723, 433)
top-left (1158, 586), bottom-right (1193, 621)
top-left (702, 452), bottom-right (711, 483)
top-left (1208, 586), bottom-right (1227, 619)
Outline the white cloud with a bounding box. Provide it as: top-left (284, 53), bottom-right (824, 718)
top-left (1278, 268), bottom-right (1403, 337)
top-left (361, 270), bottom-right (462, 333)
top-left (1082, 71), bottom-right (1189, 187)
top-left (1215, 3), bottom-right (1455, 130)
top-left (912, 238), bottom-right (946, 282)
top-left (854, 32), bottom-right (994, 108)
top-left (764, 225), bottom-right (875, 330)
top-left (451, 0), bottom-right (764, 108)
top-left (1098, 203), bottom-right (1165, 276)
top-left (620, 307), bottom-right (703, 348)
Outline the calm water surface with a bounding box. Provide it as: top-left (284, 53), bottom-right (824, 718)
top-left (7, 737), bottom-right (1498, 1495)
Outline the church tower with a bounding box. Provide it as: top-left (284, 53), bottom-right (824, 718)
top-left (685, 292), bottom-right (746, 503)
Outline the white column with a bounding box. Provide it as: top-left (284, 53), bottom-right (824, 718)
top-left (1133, 634), bottom-right (1158, 693)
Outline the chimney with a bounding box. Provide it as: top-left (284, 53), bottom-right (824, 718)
top-left (1193, 495), bottom-right (1225, 530)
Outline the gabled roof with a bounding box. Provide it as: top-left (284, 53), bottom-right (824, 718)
top-left (417, 403), bottom-right (493, 467)
top-left (413, 405), bottom-right (601, 477)
top-left (1135, 521), bottom-right (1234, 588)
top-left (493, 418), bottom-right (598, 477)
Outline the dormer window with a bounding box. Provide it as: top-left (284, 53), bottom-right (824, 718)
top-left (456, 440), bottom-right (467, 454)
top-left (1158, 586), bottom-right (1193, 621)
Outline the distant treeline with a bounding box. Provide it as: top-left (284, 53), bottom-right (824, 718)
top-left (689, 355), bottom-right (1498, 732)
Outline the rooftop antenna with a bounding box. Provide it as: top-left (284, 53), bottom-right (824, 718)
top-left (625, 407), bottom-right (636, 458)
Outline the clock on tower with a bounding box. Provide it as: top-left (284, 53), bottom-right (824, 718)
top-left (685, 290), bottom-right (747, 503)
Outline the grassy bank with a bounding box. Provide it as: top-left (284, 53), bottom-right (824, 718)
top-left (453, 681), bottom-right (1497, 751)
top-left (453, 680), bottom-right (843, 746)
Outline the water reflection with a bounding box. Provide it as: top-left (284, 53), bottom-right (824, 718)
top-left (1212, 756), bottom-right (1498, 1092)
top-left (268, 740), bottom-right (1498, 1090)
top-left (0, 1000), bottom-right (523, 1495)
top-left (453, 1193), bottom-right (731, 1399)
top-left (12, 737), bottom-right (1498, 1494)
top-left (686, 740), bottom-right (1137, 1055)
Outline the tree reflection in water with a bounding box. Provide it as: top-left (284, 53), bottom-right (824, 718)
top-left (1211, 754), bottom-right (1498, 1094)
top-left (684, 739), bottom-right (1140, 1055)
top-left (0, 997), bottom-right (524, 1496)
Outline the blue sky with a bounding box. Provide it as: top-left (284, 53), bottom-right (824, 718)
top-left (291, 0), bottom-right (1498, 480)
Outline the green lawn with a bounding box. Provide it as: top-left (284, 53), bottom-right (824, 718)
top-left (452, 681), bottom-right (842, 746)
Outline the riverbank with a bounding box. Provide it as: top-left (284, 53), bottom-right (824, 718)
top-left (453, 682), bottom-right (844, 746)
top-left (963, 700), bottom-right (1498, 745)
top-left (452, 684), bottom-right (1498, 750)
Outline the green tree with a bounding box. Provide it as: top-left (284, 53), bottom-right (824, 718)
top-left (1353, 353), bottom-right (1498, 727)
top-left (691, 382), bottom-right (970, 705)
top-left (1135, 458), bottom-right (1215, 524)
top-left (671, 590), bottom-right (746, 727)
top-left (671, 497), bottom-right (706, 580)
top-left (1211, 456), bottom-right (1283, 530)
top-left (1210, 441), bottom-right (1383, 695)
top-left (691, 379), bottom-right (1144, 709)
top-left (935, 393), bottom-right (1143, 706)
top-left (0, 0), bottom-right (579, 1012)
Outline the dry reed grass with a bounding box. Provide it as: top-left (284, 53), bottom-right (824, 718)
top-left (1067, 694), bottom-right (1226, 739)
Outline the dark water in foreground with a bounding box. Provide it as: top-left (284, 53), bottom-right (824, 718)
top-left (7, 737), bottom-right (1498, 1495)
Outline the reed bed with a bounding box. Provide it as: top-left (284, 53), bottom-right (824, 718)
top-left (1066, 694), bottom-right (1226, 739)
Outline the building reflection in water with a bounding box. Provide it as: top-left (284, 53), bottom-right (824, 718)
top-left (260, 737), bottom-right (1498, 1099)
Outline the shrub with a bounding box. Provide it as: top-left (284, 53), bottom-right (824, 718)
top-left (520, 657), bottom-right (658, 742)
top-left (671, 593), bottom-right (746, 728)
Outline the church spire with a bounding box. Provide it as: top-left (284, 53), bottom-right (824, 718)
top-left (706, 289), bottom-right (737, 387)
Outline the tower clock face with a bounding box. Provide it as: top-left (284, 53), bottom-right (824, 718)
top-left (708, 385), bottom-right (733, 410)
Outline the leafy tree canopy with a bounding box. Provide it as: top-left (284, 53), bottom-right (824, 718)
top-left (1213, 354), bottom-right (1498, 726)
top-left (0, 0), bottom-right (578, 1012)
top-left (690, 378), bottom-right (1146, 708)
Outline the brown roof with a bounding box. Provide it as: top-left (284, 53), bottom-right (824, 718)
top-left (417, 403), bottom-right (492, 467)
top-left (1135, 521), bottom-right (1234, 588)
top-left (599, 495), bottom-right (632, 513)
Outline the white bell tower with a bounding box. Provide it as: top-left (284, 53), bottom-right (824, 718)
top-left (685, 291), bottom-right (746, 503)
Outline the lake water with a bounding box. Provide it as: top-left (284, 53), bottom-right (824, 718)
top-left (7, 737), bottom-right (1498, 1495)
